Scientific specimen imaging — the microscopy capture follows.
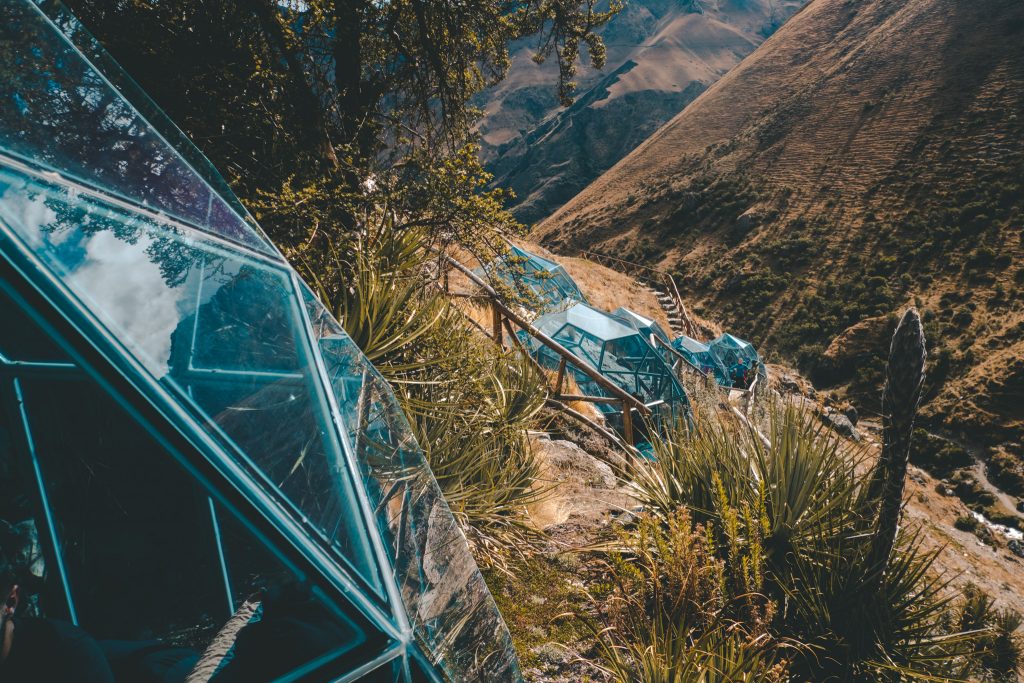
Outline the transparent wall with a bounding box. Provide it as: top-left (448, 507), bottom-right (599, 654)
top-left (0, 1), bottom-right (520, 679)
top-left (306, 292), bottom-right (520, 681)
top-left (0, 284), bottom-right (395, 681)
top-left (0, 0), bottom-right (272, 254)
top-left (482, 246), bottom-right (587, 313)
top-left (709, 333), bottom-right (767, 384)
top-left (672, 336), bottom-right (731, 387)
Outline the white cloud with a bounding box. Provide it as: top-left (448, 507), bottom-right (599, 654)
top-left (70, 230), bottom-right (189, 377)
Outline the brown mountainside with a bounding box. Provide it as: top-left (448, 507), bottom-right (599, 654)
top-left (535, 0), bottom-right (1024, 460)
top-left (478, 0), bottom-right (803, 225)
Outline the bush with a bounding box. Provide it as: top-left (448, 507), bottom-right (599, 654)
top-left (591, 509), bottom-right (785, 682)
top-left (908, 428), bottom-right (972, 478)
top-left (335, 224), bottom-right (548, 549)
top-left (954, 515), bottom-right (979, 532)
top-left (621, 407), bottom-right (993, 681)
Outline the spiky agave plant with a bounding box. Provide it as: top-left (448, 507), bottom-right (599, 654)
top-left (324, 220), bottom-right (550, 549)
top-left (627, 406), bottom-right (990, 681)
top-left (629, 406), bottom-right (865, 577)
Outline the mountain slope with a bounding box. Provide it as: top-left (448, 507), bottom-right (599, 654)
top-left (478, 0), bottom-right (803, 225)
top-left (535, 0), bottom-right (1024, 457)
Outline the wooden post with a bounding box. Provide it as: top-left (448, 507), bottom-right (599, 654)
top-left (622, 401), bottom-right (634, 446)
top-left (554, 358), bottom-right (567, 395)
top-left (441, 252), bottom-right (649, 418)
top-left (492, 302), bottom-right (503, 345)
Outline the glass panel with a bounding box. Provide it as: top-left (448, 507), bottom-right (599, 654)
top-left (18, 377), bottom-right (226, 645)
top-left (302, 290), bottom-right (521, 682)
top-left (35, 0), bottom-right (273, 251)
top-left (0, 0), bottom-right (275, 255)
top-left (0, 163), bottom-right (384, 599)
top-left (212, 510), bottom-right (390, 683)
top-left (0, 296), bottom-right (394, 683)
top-left (0, 286), bottom-right (71, 363)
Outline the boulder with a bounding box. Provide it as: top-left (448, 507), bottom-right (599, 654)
top-left (1009, 539), bottom-right (1024, 559)
top-left (843, 405), bottom-right (859, 426)
top-left (526, 436), bottom-right (633, 529)
top-left (735, 206), bottom-right (763, 233)
top-left (821, 410), bottom-right (859, 441)
top-left (532, 642), bottom-right (576, 667)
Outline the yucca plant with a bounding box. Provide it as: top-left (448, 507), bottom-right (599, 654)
top-left (323, 220), bottom-right (550, 550)
top-left (625, 405), bottom-right (992, 681)
top-left (958, 584), bottom-right (1023, 682)
top-left (781, 526), bottom-right (979, 681)
top-left (629, 406), bottom-right (864, 576)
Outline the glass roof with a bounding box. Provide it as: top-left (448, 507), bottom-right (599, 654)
top-left (481, 245), bottom-right (587, 312)
top-left (611, 306), bottom-right (670, 342)
top-left (0, 0), bottom-right (277, 256)
top-left (0, 3), bottom-right (519, 680)
top-left (538, 301), bottom-right (637, 341)
top-left (709, 332), bottom-right (766, 380)
top-left (528, 303), bottom-right (690, 433)
top-left (509, 245), bottom-right (560, 272)
top-left (674, 335), bottom-right (711, 354)
top-left (672, 334), bottom-right (731, 385)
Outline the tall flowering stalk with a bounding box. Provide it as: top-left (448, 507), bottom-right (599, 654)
top-left (867, 308), bottom-right (927, 574)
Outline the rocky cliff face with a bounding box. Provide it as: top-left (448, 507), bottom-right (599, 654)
top-left (534, 0), bottom-right (1024, 457)
top-left (477, 0), bottom-right (804, 225)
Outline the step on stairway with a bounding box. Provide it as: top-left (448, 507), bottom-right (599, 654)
top-left (649, 286), bottom-right (686, 338)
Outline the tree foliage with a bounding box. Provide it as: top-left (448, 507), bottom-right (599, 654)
top-left (62, 0), bottom-right (618, 268)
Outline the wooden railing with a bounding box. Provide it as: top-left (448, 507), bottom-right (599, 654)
top-left (443, 254), bottom-right (650, 448)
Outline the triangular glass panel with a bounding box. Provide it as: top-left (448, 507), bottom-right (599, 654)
top-left (0, 162), bottom-right (388, 603)
top-left (302, 286), bottom-right (522, 682)
top-left (0, 0), bottom-right (277, 256)
top-left (1, 278), bottom-right (397, 683)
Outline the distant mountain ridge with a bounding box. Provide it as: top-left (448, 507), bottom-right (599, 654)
top-left (535, 0), bottom-right (1024, 465)
top-left (477, 0), bottom-right (804, 225)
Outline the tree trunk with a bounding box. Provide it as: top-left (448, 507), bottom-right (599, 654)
top-left (245, 0), bottom-right (339, 169)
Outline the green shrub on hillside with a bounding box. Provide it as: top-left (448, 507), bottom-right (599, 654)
top-left (616, 407), bottom-right (1002, 681)
top-left (322, 223), bottom-right (548, 549)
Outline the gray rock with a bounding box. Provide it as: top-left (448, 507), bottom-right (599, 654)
top-left (1008, 539), bottom-right (1024, 559)
top-left (821, 411), bottom-right (860, 441)
top-left (736, 207), bottom-right (763, 232)
top-left (540, 438), bottom-right (617, 489)
top-left (844, 405), bottom-right (859, 426)
top-left (532, 642), bottom-right (576, 666)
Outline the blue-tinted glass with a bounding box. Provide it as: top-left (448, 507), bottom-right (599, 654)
top-left (212, 508), bottom-right (392, 682)
top-left (709, 333), bottom-right (766, 380)
top-left (0, 163), bottom-right (384, 600)
top-left (18, 377), bottom-right (227, 644)
top-left (303, 290), bottom-right (521, 682)
top-left (484, 246), bottom-right (586, 312)
top-left (0, 285), bottom-right (71, 363)
top-left (673, 335), bottom-right (731, 385)
top-left (34, 0), bottom-right (275, 252)
top-left (0, 1), bottom-right (276, 255)
top-left (0, 283), bottom-right (395, 683)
